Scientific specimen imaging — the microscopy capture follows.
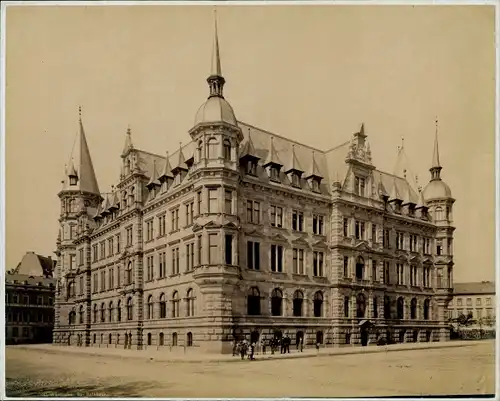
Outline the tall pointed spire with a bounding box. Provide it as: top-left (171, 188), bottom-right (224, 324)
top-left (62, 107), bottom-right (100, 195)
top-left (122, 125), bottom-right (134, 157)
top-left (430, 117), bottom-right (442, 181)
top-left (207, 9), bottom-right (225, 98)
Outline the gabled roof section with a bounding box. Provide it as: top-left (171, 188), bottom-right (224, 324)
top-left (15, 252), bottom-right (55, 278)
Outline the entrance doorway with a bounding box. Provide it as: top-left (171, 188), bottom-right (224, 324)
top-left (399, 329), bottom-right (406, 343)
top-left (295, 331), bottom-right (304, 346)
top-left (250, 330), bottom-right (259, 344)
top-left (273, 329), bottom-right (283, 341)
top-left (316, 331), bottom-right (324, 345)
top-left (412, 329), bottom-right (419, 342)
top-left (360, 327), bottom-right (369, 346)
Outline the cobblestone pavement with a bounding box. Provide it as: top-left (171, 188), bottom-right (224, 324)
top-left (5, 340), bottom-right (495, 398)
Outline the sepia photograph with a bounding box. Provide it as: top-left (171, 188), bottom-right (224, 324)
top-left (2, 1), bottom-right (497, 398)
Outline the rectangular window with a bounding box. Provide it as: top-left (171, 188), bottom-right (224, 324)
top-left (225, 235), bottom-right (233, 265)
top-left (171, 208), bottom-right (179, 231)
top-left (172, 248), bottom-right (180, 275)
top-left (383, 229), bottom-right (390, 249)
top-left (197, 191), bottom-right (202, 215)
top-left (93, 273), bottom-right (98, 294)
top-left (158, 215), bottom-right (166, 236)
top-left (292, 210), bottom-right (304, 231)
top-left (343, 218), bottom-right (349, 237)
top-left (396, 263), bottom-right (404, 285)
top-left (246, 200), bottom-right (261, 224)
top-left (466, 297), bottom-right (472, 306)
top-left (486, 297), bottom-right (491, 306)
top-left (126, 227), bottom-right (133, 247)
top-left (292, 248), bottom-right (305, 275)
top-left (108, 238), bottom-right (114, 256)
top-left (313, 215), bottom-right (324, 235)
top-left (146, 221), bottom-right (153, 241)
top-left (271, 244), bottom-right (284, 272)
top-left (313, 251), bottom-right (324, 277)
top-left (158, 251), bottom-right (166, 277)
top-left (247, 241), bottom-right (260, 270)
top-left (372, 224), bottom-right (377, 242)
top-left (270, 205), bottom-right (283, 228)
top-left (208, 189), bottom-right (218, 214)
top-left (436, 240), bottom-right (443, 256)
top-left (209, 234), bottom-right (219, 265)
top-left (80, 275), bottom-right (84, 295)
top-left (146, 256), bottom-right (153, 281)
top-left (343, 256), bottom-right (349, 277)
top-left (109, 267), bottom-right (114, 289)
top-left (476, 298), bottom-right (481, 306)
top-left (197, 235), bottom-right (202, 266)
top-left (384, 261), bottom-right (390, 284)
top-left (372, 260), bottom-right (377, 282)
top-left (116, 266), bottom-right (121, 287)
top-left (100, 270), bottom-right (106, 291)
top-left (224, 190), bottom-right (232, 214)
top-left (99, 242), bottom-right (105, 259)
top-left (79, 249), bottom-right (84, 266)
top-left (116, 234), bottom-right (121, 253)
top-left (355, 176), bottom-right (365, 196)
top-left (185, 202), bottom-right (194, 226)
top-left (186, 244), bottom-right (195, 271)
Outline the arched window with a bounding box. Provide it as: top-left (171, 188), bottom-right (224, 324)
top-left (79, 305), bottom-right (84, 324)
top-left (100, 303), bottom-right (105, 322)
top-left (109, 333), bottom-right (112, 344)
top-left (147, 333), bottom-right (152, 346)
top-left (93, 304), bottom-right (98, 323)
top-left (423, 299), bottom-right (430, 320)
top-left (100, 333), bottom-right (104, 344)
top-left (125, 159), bottom-right (131, 175)
top-left (172, 332), bottom-right (178, 346)
top-left (397, 297), bottom-right (404, 320)
top-left (271, 288), bottom-right (283, 316)
top-left (293, 290), bottom-right (304, 317)
top-left (159, 293), bottom-right (167, 318)
top-left (223, 139), bottom-right (231, 160)
top-left (187, 332), bottom-right (193, 347)
top-left (356, 293), bottom-right (366, 318)
top-left (122, 191), bottom-right (127, 207)
top-left (147, 295), bottom-right (154, 320)
top-left (410, 298), bottom-right (417, 319)
top-left (344, 296), bottom-right (350, 317)
top-left (93, 333), bottom-right (96, 344)
top-left (206, 138), bottom-right (218, 159)
top-left (313, 291), bottom-right (323, 317)
top-left (384, 295), bottom-right (391, 319)
top-left (159, 332), bottom-right (164, 346)
top-left (356, 256), bottom-right (365, 281)
top-left (127, 297), bottom-right (133, 320)
top-left (126, 262), bottom-right (133, 285)
top-left (247, 287), bottom-right (261, 315)
top-left (186, 289), bottom-right (195, 317)
top-left (116, 333), bottom-right (120, 345)
top-left (69, 310), bottom-right (76, 325)
top-left (117, 300), bottom-right (122, 322)
top-left (197, 140), bottom-right (203, 161)
top-left (373, 296), bottom-right (378, 318)
top-left (172, 291), bottom-right (180, 318)
top-left (108, 301), bottom-right (114, 322)
top-left (435, 207), bottom-right (443, 221)
top-left (67, 281), bottom-right (75, 298)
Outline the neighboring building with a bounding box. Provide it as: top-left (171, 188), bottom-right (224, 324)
top-left (53, 20), bottom-right (455, 353)
top-left (5, 252), bottom-right (56, 344)
top-left (448, 281), bottom-right (495, 326)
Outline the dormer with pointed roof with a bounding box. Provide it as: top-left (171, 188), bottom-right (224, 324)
top-left (146, 160), bottom-right (161, 192)
top-left (158, 151), bottom-right (174, 190)
top-left (285, 145), bottom-right (304, 188)
top-left (345, 123), bottom-right (374, 168)
top-left (239, 128), bottom-right (260, 176)
top-left (263, 137), bottom-right (283, 181)
top-left (122, 126), bottom-right (134, 158)
top-left (305, 150), bottom-right (323, 192)
top-left (388, 178), bottom-right (403, 213)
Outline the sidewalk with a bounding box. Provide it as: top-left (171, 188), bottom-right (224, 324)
top-left (10, 340), bottom-right (487, 364)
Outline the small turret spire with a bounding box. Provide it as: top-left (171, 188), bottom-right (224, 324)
top-left (430, 117), bottom-right (443, 180)
top-left (122, 125), bottom-right (134, 157)
top-left (207, 9), bottom-right (225, 98)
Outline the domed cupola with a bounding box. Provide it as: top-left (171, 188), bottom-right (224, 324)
top-left (193, 14), bottom-right (238, 127)
top-left (423, 119), bottom-right (452, 201)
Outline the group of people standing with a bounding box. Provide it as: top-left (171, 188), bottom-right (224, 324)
top-left (232, 335), bottom-right (305, 360)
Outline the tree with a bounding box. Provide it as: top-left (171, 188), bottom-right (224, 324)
top-left (454, 312), bottom-right (476, 328)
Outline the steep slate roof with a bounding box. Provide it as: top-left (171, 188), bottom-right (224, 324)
top-left (453, 282), bottom-right (495, 295)
top-left (14, 252), bottom-right (55, 278)
top-left (5, 273), bottom-right (56, 287)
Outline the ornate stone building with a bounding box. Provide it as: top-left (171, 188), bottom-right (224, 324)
top-left (53, 21), bottom-right (455, 353)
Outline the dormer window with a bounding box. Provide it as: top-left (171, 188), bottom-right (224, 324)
top-left (69, 175), bottom-right (78, 186)
top-left (354, 176), bottom-right (365, 196)
top-left (291, 173), bottom-right (301, 188)
top-left (408, 204), bottom-right (415, 217)
top-left (125, 159), bottom-right (131, 175)
top-left (223, 139), bottom-right (231, 161)
top-left (269, 166), bottom-right (280, 181)
top-left (246, 160), bottom-right (257, 176)
top-left (311, 178), bottom-right (320, 193)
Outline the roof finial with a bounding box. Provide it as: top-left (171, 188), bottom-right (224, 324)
top-left (78, 105), bottom-right (82, 122)
top-left (430, 116), bottom-right (442, 179)
top-left (211, 8), bottom-right (222, 77)
top-left (401, 136), bottom-right (404, 149)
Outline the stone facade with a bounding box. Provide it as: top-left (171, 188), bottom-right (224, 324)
top-left (53, 22), bottom-right (455, 353)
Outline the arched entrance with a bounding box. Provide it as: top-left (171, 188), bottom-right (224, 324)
top-left (250, 330), bottom-right (259, 344)
top-left (399, 329), bottom-right (406, 343)
top-left (296, 330), bottom-right (304, 346)
top-left (412, 329), bottom-right (419, 342)
top-left (359, 320), bottom-right (373, 346)
top-left (273, 329), bottom-right (283, 341)
top-left (426, 330), bottom-right (432, 342)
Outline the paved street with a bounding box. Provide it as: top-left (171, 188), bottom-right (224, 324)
top-left (5, 340), bottom-right (495, 398)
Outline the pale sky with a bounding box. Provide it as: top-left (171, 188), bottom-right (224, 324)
top-left (5, 4), bottom-right (496, 283)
